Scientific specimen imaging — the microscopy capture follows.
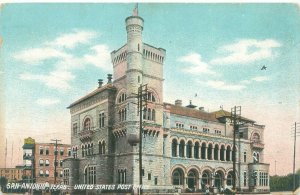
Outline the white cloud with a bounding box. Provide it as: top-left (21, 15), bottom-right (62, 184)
top-left (46, 30), bottom-right (97, 49)
top-left (84, 44), bottom-right (111, 70)
top-left (252, 76), bottom-right (270, 82)
top-left (210, 39), bottom-right (281, 65)
top-left (36, 98), bottom-right (60, 106)
top-left (19, 70), bottom-right (75, 91)
top-left (205, 80), bottom-right (246, 91)
top-left (178, 52), bottom-right (215, 75)
top-left (14, 47), bottom-right (70, 65)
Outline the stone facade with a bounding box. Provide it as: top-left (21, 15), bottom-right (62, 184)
top-left (64, 9), bottom-right (270, 194)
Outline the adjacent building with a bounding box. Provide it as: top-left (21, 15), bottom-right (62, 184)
top-left (22, 137), bottom-right (71, 184)
top-left (63, 7), bottom-right (270, 193)
top-left (0, 166), bottom-right (23, 182)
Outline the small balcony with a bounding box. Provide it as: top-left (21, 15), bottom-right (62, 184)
top-left (251, 141), bottom-right (264, 149)
top-left (79, 129), bottom-right (95, 141)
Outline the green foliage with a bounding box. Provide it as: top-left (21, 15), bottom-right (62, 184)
top-left (270, 173), bottom-right (300, 191)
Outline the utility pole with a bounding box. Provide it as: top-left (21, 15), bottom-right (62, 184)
top-left (231, 106), bottom-right (241, 191)
top-left (51, 139), bottom-right (61, 184)
top-left (291, 122), bottom-right (299, 191)
top-left (137, 84), bottom-right (148, 194)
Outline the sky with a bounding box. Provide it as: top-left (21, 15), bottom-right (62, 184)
top-left (0, 3), bottom-right (299, 176)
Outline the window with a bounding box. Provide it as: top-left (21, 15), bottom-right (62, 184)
top-left (99, 112), bottom-right (105, 128)
top-left (172, 169), bottom-right (183, 185)
top-left (73, 123), bottom-right (78, 135)
top-left (39, 170), bottom-right (44, 177)
top-left (215, 130), bottom-right (221, 135)
top-left (142, 169), bottom-right (145, 176)
top-left (39, 159), bottom-right (44, 166)
top-left (171, 139), bottom-right (177, 157)
top-left (60, 160), bottom-right (63, 167)
top-left (60, 148), bottom-right (64, 156)
top-left (45, 147), bottom-right (49, 155)
top-left (190, 125), bottom-right (197, 130)
top-left (119, 108), bottom-right (127, 122)
top-left (54, 160), bottom-right (58, 167)
top-left (154, 177), bottom-right (158, 185)
top-left (203, 128), bottom-right (210, 133)
top-left (252, 133), bottom-right (260, 143)
top-left (227, 171), bottom-right (233, 186)
top-left (45, 159), bottom-right (49, 166)
top-left (146, 92), bottom-right (156, 102)
top-left (84, 118), bottom-right (91, 130)
top-left (60, 170), bottom-right (63, 177)
top-left (73, 147), bottom-right (78, 158)
top-left (63, 169), bottom-right (70, 185)
top-left (176, 123), bottom-right (184, 129)
top-left (99, 141), bottom-right (105, 154)
top-left (118, 93), bottom-right (127, 103)
top-left (244, 152), bottom-right (247, 163)
top-left (40, 147), bottom-right (44, 155)
top-left (88, 166), bottom-right (96, 184)
top-left (148, 173), bottom-right (151, 180)
top-left (118, 169), bottom-right (127, 184)
top-left (45, 170), bottom-right (49, 177)
top-left (68, 148), bottom-right (71, 157)
top-left (243, 171), bottom-right (247, 186)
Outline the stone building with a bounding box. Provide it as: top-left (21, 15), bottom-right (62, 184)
top-left (22, 137), bottom-right (71, 184)
top-left (63, 8), bottom-right (269, 193)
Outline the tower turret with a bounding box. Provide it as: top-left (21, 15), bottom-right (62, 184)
top-left (125, 8), bottom-right (144, 142)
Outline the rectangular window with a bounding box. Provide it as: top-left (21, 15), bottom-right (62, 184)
top-left (154, 177), bottom-right (158, 185)
top-left (244, 152), bottom-right (247, 163)
top-left (148, 173), bottom-right (151, 180)
top-left (190, 125), bottom-right (197, 130)
top-left (60, 160), bottom-right (63, 167)
top-left (214, 130), bottom-right (221, 135)
top-left (203, 128), bottom-right (210, 133)
top-left (63, 169), bottom-right (70, 185)
top-left (60, 148), bottom-right (64, 156)
top-left (40, 147), bottom-right (44, 155)
top-left (99, 112), bottom-right (105, 128)
top-left (176, 122), bottom-right (184, 129)
top-left (243, 172), bottom-right (247, 187)
top-left (45, 147), bottom-right (49, 155)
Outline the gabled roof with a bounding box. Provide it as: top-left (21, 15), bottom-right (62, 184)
top-left (164, 103), bottom-right (219, 122)
top-left (67, 84), bottom-right (116, 109)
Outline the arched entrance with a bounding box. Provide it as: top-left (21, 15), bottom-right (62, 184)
top-left (172, 168), bottom-right (184, 186)
top-left (187, 170), bottom-right (198, 189)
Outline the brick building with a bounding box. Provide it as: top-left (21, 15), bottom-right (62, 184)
top-left (63, 7), bottom-right (270, 193)
top-left (0, 166), bottom-right (23, 182)
top-left (22, 137), bottom-right (71, 184)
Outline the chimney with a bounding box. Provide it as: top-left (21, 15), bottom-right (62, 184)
top-left (199, 107), bottom-right (204, 111)
top-left (98, 79), bottom-right (103, 88)
top-left (175, 100), bottom-right (182, 106)
top-left (107, 74), bottom-right (112, 84)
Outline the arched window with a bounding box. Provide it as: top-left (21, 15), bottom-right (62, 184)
top-left (186, 141), bottom-right (192, 158)
top-left (99, 141), bottom-right (102, 155)
top-left (179, 140), bottom-right (185, 157)
top-left (208, 144), bottom-right (213, 160)
top-left (187, 170), bottom-right (197, 189)
top-left (202, 172), bottom-right (210, 186)
top-left (252, 133), bottom-right (260, 143)
top-left (201, 143), bottom-right (206, 159)
top-left (118, 92), bottom-right (127, 103)
top-left (102, 141), bottom-right (106, 154)
top-left (227, 171), bottom-right (234, 186)
top-left (45, 170), bottom-right (49, 177)
top-left (143, 107), bottom-right (147, 120)
top-left (84, 118), bottom-right (91, 130)
top-left (147, 108), bottom-right (151, 120)
top-left (45, 159), bottom-right (49, 166)
top-left (152, 109), bottom-right (156, 121)
top-left (39, 170), bottom-right (44, 177)
top-left (172, 139), bottom-right (177, 157)
top-left (220, 145), bottom-right (225, 161)
top-left (226, 146), bottom-right (231, 161)
top-left (214, 144), bottom-right (219, 160)
top-left (194, 142), bottom-right (199, 159)
top-left (146, 92), bottom-right (156, 102)
top-left (39, 159), bottom-right (44, 166)
top-left (172, 169), bottom-right (184, 185)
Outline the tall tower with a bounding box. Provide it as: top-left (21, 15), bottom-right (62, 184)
top-left (125, 8), bottom-right (144, 142)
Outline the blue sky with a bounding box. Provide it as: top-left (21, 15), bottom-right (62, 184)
top-left (0, 3), bottom-right (300, 175)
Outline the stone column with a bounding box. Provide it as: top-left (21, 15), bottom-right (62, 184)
top-left (229, 150), bottom-right (232, 161)
top-left (218, 148), bottom-right (221, 161)
top-left (212, 147), bottom-right (215, 160)
top-left (205, 147), bottom-right (208, 160)
top-left (199, 177), bottom-right (202, 190)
